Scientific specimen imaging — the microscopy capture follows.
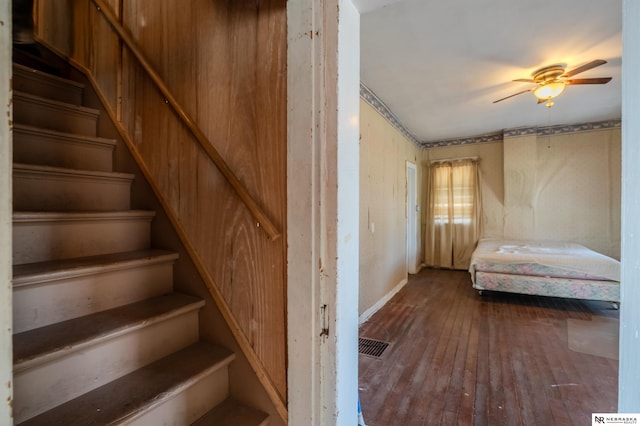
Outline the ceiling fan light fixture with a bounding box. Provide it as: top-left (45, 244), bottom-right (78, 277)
top-left (534, 81), bottom-right (566, 100)
top-left (493, 60), bottom-right (610, 105)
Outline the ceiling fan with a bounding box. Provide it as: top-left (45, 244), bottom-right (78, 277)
top-left (493, 59), bottom-right (612, 107)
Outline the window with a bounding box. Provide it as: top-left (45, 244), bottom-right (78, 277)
top-left (431, 161), bottom-right (476, 225)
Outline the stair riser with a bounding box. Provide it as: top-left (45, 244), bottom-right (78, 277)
top-left (13, 65), bottom-right (84, 105)
top-left (14, 310), bottom-right (201, 423)
top-left (13, 171), bottom-right (133, 211)
top-left (122, 366), bottom-right (230, 426)
top-left (14, 127), bottom-right (114, 172)
top-left (13, 216), bottom-right (152, 265)
top-left (13, 262), bottom-right (175, 333)
top-left (13, 93), bottom-right (98, 136)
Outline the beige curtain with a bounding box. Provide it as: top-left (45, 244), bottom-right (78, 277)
top-left (425, 159), bottom-right (482, 269)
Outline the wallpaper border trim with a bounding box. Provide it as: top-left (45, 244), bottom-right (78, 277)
top-left (422, 119), bottom-right (621, 148)
top-left (421, 132), bottom-right (503, 148)
top-left (360, 82), bottom-right (420, 146)
top-left (359, 83), bottom-right (621, 149)
top-left (534, 119), bottom-right (621, 137)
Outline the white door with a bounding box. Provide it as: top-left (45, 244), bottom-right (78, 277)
top-left (406, 162), bottom-right (418, 274)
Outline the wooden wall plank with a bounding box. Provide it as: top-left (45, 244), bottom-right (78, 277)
top-left (35, 0), bottom-right (74, 57)
top-left (120, 0), bottom-right (287, 401)
top-left (37, 0), bottom-right (287, 407)
top-left (88, 4), bottom-right (119, 108)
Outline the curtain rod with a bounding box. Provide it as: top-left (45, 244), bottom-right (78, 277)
top-left (429, 156), bottom-right (479, 164)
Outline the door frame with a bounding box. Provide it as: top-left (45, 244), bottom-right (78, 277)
top-left (406, 161), bottom-right (418, 274)
top-left (0, 1), bottom-right (13, 422)
top-left (286, 1), bottom-right (360, 424)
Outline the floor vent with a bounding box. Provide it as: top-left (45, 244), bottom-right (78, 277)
top-left (358, 337), bottom-right (390, 358)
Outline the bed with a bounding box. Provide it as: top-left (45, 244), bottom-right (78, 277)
top-left (468, 238), bottom-right (620, 304)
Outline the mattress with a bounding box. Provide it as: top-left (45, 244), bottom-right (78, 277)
top-left (469, 239), bottom-right (620, 303)
top-left (469, 238), bottom-right (620, 283)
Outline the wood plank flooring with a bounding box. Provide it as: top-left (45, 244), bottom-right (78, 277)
top-left (358, 268), bottom-right (619, 426)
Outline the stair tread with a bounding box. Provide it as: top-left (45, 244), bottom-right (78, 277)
top-left (14, 123), bottom-right (117, 146)
top-left (18, 342), bottom-right (234, 426)
top-left (192, 398), bottom-right (269, 426)
top-left (14, 293), bottom-right (204, 369)
top-left (14, 90), bottom-right (100, 116)
top-left (13, 63), bottom-right (85, 89)
top-left (13, 162), bottom-right (135, 180)
top-left (13, 249), bottom-right (179, 285)
top-left (12, 46), bottom-right (60, 75)
top-left (13, 210), bottom-right (156, 222)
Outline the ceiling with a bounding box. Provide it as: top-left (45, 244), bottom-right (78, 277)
top-left (354, 0), bottom-right (622, 144)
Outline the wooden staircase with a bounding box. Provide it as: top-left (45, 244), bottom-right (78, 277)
top-left (11, 60), bottom-right (269, 426)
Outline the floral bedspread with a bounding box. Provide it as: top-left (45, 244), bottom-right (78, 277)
top-left (471, 261), bottom-right (607, 280)
top-left (474, 271), bottom-right (620, 302)
top-left (469, 238), bottom-right (620, 283)
top-left (468, 239), bottom-right (620, 302)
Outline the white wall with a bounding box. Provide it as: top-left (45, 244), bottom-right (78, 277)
top-left (334, 2), bottom-right (360, 425)
top-left (619, 0), bottom-right (640, 411)
top-left (359, 100), bottom-right (422, 319)
top-left (0, 0), bottom-right (13, 422)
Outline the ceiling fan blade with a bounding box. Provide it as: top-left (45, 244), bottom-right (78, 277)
top-left (493, 88), bottom-right (534, 103)
top-left (566, 77), bottom-right (612, 85)
top-left (513, 78), bottom-right (536, 83)
top-left (562, 59), bottom-right (607, 78)
top-left (538, 98), bottom-right (548, 104)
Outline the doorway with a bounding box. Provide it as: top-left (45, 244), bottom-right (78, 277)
top-left (406, 161), bottom-right (418, 274)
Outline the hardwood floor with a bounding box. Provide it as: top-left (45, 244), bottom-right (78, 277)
top-left (358, 268), bottom-right (619, 426)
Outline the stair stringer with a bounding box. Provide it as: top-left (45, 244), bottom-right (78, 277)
top-left (57, 48), bottom-right (288, 426)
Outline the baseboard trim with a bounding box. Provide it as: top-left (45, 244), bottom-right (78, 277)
top-left (359, 277), bottom-right (408, 325)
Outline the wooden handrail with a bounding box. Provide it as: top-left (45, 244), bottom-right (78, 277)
top-left (91, 0), bottom-right (281, 241)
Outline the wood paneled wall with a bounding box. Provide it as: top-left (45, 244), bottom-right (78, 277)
top-left (35, 0), bottom-right (287, 412)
